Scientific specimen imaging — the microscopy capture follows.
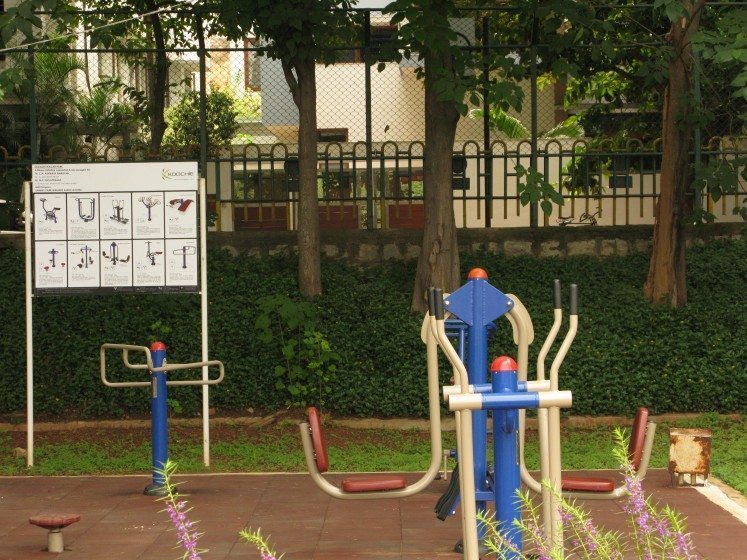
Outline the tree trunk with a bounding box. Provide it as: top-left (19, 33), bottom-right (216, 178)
top-left (644, 1), bottom-right (704, 307)
top-left (146, 1), bottom-right (168, 154)
top-left (292, 56), bottom-right (322, 297)
top-left (411, 51), bottom-right (461, 313)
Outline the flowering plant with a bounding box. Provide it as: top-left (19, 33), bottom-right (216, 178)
top-left (157, 460), bottom-right (281, 560)
top-left (156, 460), bottom-right (207, 560)
top-left (481, 427), bottom-right (700, 560)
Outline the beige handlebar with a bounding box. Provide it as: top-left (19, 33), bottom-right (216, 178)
top-left (100, 343), bottom-right (225, 388)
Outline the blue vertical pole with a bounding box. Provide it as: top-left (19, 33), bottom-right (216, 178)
top-left (145, 341), bottom-right (168, 496)
top-left (465, 269), bottom-right (489, 529)
top-left (492, 356), bottom-right (522, 557)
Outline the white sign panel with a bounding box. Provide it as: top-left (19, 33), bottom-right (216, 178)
top-left (31, 162), bottom-right (200, 294)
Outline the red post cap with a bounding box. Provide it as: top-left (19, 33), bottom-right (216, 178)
top-left (468, 268), bottom-right (488, 280)
top-left (150, 341), bottom-right (167, 351)
top-left (491, 356), bottom-right (517, 372)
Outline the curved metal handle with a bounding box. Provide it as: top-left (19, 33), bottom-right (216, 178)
top-left (100, 343), bottom-right (153, 388)
top-left (161, 360), bottom-right (225, 386)
top-left (100, 343), bottom-right (225, 388)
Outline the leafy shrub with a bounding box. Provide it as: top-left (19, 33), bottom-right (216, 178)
top-left (0, 238), bottom-right (744, 418)
top-left (163, 89), bottom-right (239, 153)
top-left (254, 294), bottom-right (339, 407)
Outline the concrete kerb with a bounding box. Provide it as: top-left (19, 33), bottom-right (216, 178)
top-left (0, 412), bottom-right (741, 433)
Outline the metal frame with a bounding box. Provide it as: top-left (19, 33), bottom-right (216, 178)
top-left (299, 310), bottom-right (443, 500)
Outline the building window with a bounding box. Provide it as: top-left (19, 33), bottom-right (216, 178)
top-left (369, 26), bottom-right (397, 58)
top-left (317, 129), bottom-right (348, 143)
top-left (243, 38), bottom-right (261, 91)
top-left (333, 25), bottom-right (397, 64)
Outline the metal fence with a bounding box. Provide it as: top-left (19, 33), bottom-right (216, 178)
top-left (1, 5), bottom-right (745, 231)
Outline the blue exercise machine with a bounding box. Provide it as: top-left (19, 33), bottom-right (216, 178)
top-left (99, 342), bottom-right (224, 495)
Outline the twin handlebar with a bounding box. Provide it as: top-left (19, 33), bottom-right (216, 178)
top-left (99, 343), bottom-right (224, 388)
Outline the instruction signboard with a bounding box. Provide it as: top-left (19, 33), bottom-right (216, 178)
top-left (31, 162), bottom-right (200, 295)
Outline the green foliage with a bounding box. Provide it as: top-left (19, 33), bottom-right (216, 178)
top-left (253, 294), bottom-right (339, 407)
top-left (516, 163), bottom-right (565, 215)
top-left (163, 89), bottom-right (239, 153)
top-left (0, 238), bottom-right (744, 419)
top-left (74, 79), bottom-right (138, 151)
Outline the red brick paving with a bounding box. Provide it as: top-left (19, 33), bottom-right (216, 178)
top-left (0, 469), bottom-right (744, 559)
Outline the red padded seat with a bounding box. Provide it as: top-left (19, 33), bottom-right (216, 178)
top-left (628, 407), bottom-right (649, 471)
top-left (307, 407), bottom-right (409, 494)
top-left (29, 513), bottom-right (81, 529)
top-left (341, 475), bottom-right (408, 493)
top-left (307, 407), bottom-right (330, 472)
top-left (558, 407), bottom-right (650, 494)
top-left (561, 475), bottom-right (615, 493)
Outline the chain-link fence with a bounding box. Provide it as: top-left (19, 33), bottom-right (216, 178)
top-left (0, 5), bottom-right (744, 231)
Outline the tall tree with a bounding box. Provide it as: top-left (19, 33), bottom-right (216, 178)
top-left (214, 0), bottom-right (355, 298)
top-left (382, 1), bottom-right (523, 312)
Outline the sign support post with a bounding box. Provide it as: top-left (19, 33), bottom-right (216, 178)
top-left (24, 180), bottom-right (34, 467)
top-left (199, 178), bottom-right (210, 466)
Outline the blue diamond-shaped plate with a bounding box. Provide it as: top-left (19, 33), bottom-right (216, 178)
top-left (444, 279), bottom-right (514, 326)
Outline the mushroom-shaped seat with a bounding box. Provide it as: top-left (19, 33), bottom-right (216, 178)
top-left (29, 513), bottom-right (81, 553)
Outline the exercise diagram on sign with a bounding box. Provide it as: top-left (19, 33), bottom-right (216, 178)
top-left (31, 162), bottom-right (200, 294)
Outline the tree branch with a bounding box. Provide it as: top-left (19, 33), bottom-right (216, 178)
top-left (281, 58), bottom-right (301, 108)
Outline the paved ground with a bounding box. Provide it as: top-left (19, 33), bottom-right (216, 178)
top-left (0, 469), bottom-right (745, 559)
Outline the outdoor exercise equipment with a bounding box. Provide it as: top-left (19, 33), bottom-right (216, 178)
top-left (173, 245), bottom-right (196, 269)
top-left (48, 248), bottom-right (59, 268)
top-left (110, 199), bottom-right (129, 224)
top-left (76, 197), bottom-right (96, 222)
top-left (434, 271), bottom-right (575, 558)
top-left (102, 241), bottom-right (130, 265)
top-left (169, 197), bottom-right (194, 212)
top-left (39, 198), bottom-right (60, 223)
top-left (145, 241), bottom-right (162, 265)
top-left (299, 292), bottom-right (446, 499)
top-left (504, 284), bottom-right (656, 518)
top-left (77, 245), bottom-right (94, 269)
top-left (99, 342), bottom-right (224, 495)
top-left (139, 195), bottom-right (160, 221)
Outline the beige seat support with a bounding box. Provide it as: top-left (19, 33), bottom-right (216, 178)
top-left (299, 299), bottom-right (443, 500)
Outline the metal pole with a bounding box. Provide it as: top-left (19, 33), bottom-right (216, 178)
top-left (482, 16), bottom-right (493, 228)
top-left (24, 181), bottom-right (34, 467)
top-left (529, 22), bottom-right (539, 228)
top-left (28, 47), bottom-right (38, 163)
top-left (199, 178), bottom-right (210, 466)
top-left (196, 12), bottom-right (208, 177)
top-left (364, 11), bottom-right (375, 229)
top-left (145, 342), bottom-right (168, 495)
top-left (492, 359), bottom-right (522, 559)
top-left (466, 274), bottom-right (489, 540)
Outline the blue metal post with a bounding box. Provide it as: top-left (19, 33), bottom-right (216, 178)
top-left (492, 356), bottom-right (522, 557)
top-left (466, 271), bottom-right (490, 521)
top-left (145, 341), bottom-right (169, 496)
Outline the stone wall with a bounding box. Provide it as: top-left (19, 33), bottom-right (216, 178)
top-left (1, 223), bottom-right (742, 265)
top-left (207, 223), bottom-right (743, 265)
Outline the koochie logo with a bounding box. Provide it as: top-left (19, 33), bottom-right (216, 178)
top-left (162, 168), bottom-right (195, 181)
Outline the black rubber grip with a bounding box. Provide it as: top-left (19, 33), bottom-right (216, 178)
top-left (553, 279), bottom-right (561, 309)
top-left (427, 288), bottom-right (436, 317)
top-left (570, 284), bottom-right (578, 315)
top-left (434, 288), bottom-right (445, 320)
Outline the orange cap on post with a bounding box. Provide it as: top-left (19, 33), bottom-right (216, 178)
top-left (491, 356), bottom-right (517, 372)
top-left (467, 268), bottom-right (488, 279)
top-left (150, 341), bottom-right (167, 351)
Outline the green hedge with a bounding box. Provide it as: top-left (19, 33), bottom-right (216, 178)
top-left (0, 238), bottom-right (744, 419)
